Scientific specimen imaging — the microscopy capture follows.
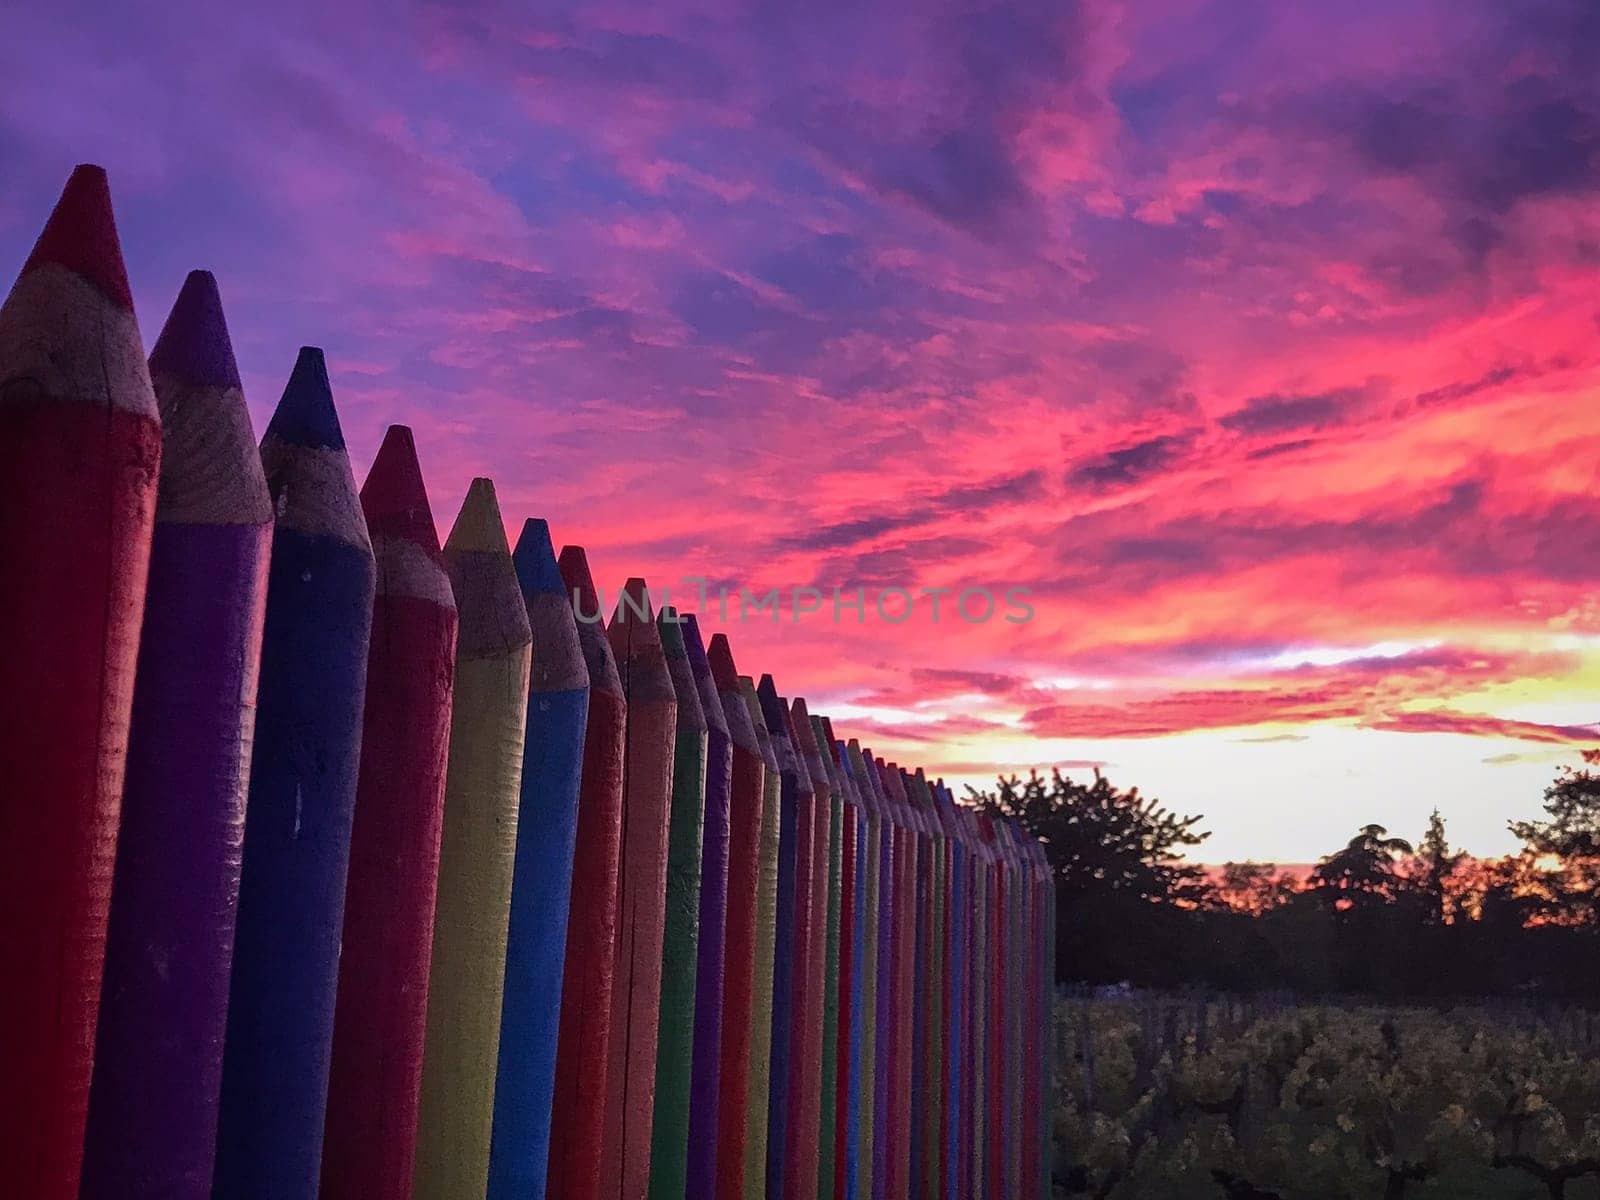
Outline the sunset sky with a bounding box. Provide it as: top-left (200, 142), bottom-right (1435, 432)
top-left (5, 0), bottom-right (1597, 863)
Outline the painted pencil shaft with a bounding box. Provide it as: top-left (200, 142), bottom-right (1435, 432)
top-left (759, 675), bottom-right (805, 1200)
top-left (0, 166), bottom-right (161, 1199)
top-left (601, 579), bottom-right (679, 1200)
top-left (321, 425), bottom-right (459, 1200)
top-left (414, 480), bottom-right (533, 1200)
top-left (684, 616), bottom-right (733, 1200)
top-left (214, 348), bottom-right (374, 1200)
top-left (780, 699), bottom-right (819, 1200)
top-left (83, 271), bottom-right (270, 1200)
top-left (806, 713), bottom-right (844, 1200)
top-left (647, 608), bottom-right (707, 1200)
top-left (542, 545), bottom-right (623, 1200)
top-left (846, 741), bottom-right (881, 1200)
top-left (741, 677), bottom-right (782, 1200)
top-left (709, 640), bottom-right (764, 1200)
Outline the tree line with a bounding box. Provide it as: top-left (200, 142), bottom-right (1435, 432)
top-left (972, 749), bottom-right (1600, 999)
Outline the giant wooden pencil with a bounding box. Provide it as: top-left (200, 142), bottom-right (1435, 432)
top-left (952, 805), bottom-right (972, 1200)
top-left (846, 740), bottom-right (882, 1200)
top-left (780, 699), bottom-right (822, 1200)
top-left (321, 426), bottom-right (458, 1200)
top-left (998, 825), bottom-right (1024, 1200)
top-left (931, 785), bottom-right (956, 1200)
top-left (1002, 820), bottom-right (1027, 1200)
top-left (829, 737), bottom-right (854, 1200)
top-left (1027, 833), bottom-right (1050, 1200)
top-left (683, 616), bottom-right (733, 1200)
top-left (647, 608), bottom-right (707, 1200)
top-left (906, 771), bottom-right (932, 1200)
top-left (757, 675), bottom-right (806, 1200)
top-left (603, 579), bottom-right (679, 1200)
top-left (709, 640), bottom-right (764, 1200)
top-left (82, 272), bottom-right (270, 1200)
top-left (1007, 823), bottom-right (1035, 1200)
top-left (972, 819), bottom-right (998, 1200)
top-left (1004, 820), bottom-right (1020, 1199)
top-left (0, 165), bottom-right (160, 1198)
top-left (544, 545), bottom-right (625, 1200)
top-left (967, 806), bottom-right (987, 1200)
top-left (993, 821), bottom-right (1012, 1200)
top-left (213, 348), bottom-right (374, 1199)
top-left (872, 758), bottom-right (900, 1200)
top-left (926, 779), bottom-right (950, 1200)
top-left (865, 753), bottom-right (897, 1200)
top-left (914, 769), bottom-right (946, 1200)
top-left (740, 677), bottom-right (783, 1200)
top-left (903, 773), bottom-right (927, 1200)
top-left (1016, 827), bottom-right (1035, 1200)
top-left (1038, 836), bottom-right (1057, 1199)
top-left (954, 806), bottom-right (975, 1200)
top-left (795, 706), bottom-right (839, 1200)
top-left (954, 789), bottom-right (973, 1200)
top-left (413, 481), bottom-right (533, 1200)
top-left (825, 728), bottom-right (861, 1200)
top-left (977, 812), bottom-right (996, 1200)
top-left (934, 785), bottom-right (966, 1200)
top-left (972, 809), bottom-right (992, 1200)
top-left (921, 771), bottom-right (940, 1200)
top-left (883, 761), bottom-right (915, 1200)
top-left (960, 790), bottom-right (972, 1200)
top-left (485, 520), bottom-right (590, 1200)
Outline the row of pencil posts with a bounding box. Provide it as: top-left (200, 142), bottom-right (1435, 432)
top-left (0, 165), bottom-right (1056, 1199)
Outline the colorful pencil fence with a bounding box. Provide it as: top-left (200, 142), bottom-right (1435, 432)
top-left (4, 164), bottom-right (1058, 1200)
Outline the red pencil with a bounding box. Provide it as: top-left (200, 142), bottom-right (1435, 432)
top-left (0, 165), bottom-right (161, 1199)
top-left (601, 578), bottom-right (678, 1200)
top-left (708, 635), bottom-right (765, 1200)
top-left (321, 426), bottom-right (459, 1200)
top-left (549, 545), bottom-right (627, 1200)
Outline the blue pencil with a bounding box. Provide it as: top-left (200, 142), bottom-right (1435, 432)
top-left (213, 348), bottom-right (375, 1200)
top-left (488, 518), bottom-right (590, 1200)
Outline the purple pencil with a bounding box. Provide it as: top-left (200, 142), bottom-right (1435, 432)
top-left (81, 271), bottom-right (272, 1199)
top-left (682, 615), bottom-right (731, 1200)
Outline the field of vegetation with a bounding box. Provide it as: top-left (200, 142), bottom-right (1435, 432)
top-left (1052, 993), bottom-right (1600, 1199)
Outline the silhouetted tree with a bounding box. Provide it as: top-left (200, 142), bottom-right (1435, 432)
top-left (1309, 825), bottom-right (1415, 993)
top-left (1310, 825), bottom-right (1413, 918)
top-left (1510, 749), bottom-right (1600, 927)
top-left (1408, 809), bottom-right (1465, 925)
top-left (1215, 861), bottom-right (1294, 915)
top-left (969, 768), bottom-right (1208, 984)
top-left (975, 757), bottom-right (1600, 998)
top-left (972, 767), bottom-right (1209, 904)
